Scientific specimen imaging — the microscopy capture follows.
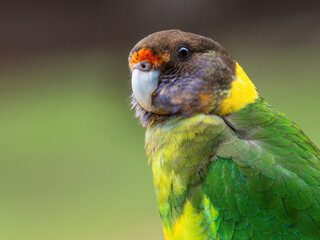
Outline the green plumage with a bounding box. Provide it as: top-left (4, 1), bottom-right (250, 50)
top-left (129, 30), bottom-right (320, 240)
top-left (146, 96), bottom-right (320, 240)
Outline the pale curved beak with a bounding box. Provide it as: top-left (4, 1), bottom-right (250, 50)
top-left (131, 65), bottom-right (160, 112)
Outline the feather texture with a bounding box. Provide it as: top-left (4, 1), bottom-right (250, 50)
top-left (146, 96), bottom-right (320, 239)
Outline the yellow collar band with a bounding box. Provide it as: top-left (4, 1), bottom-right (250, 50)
top-left (218, 62), bottom-right (258, 115)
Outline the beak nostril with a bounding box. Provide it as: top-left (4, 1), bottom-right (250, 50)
top-left (138, 61), bottom-right (150, 71)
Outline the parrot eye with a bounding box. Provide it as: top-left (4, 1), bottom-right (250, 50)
top-left (177, 46), bottom-right (192, 61)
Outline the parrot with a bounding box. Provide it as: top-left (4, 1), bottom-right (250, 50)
top-left (128, 30), bottom-right (320, 240)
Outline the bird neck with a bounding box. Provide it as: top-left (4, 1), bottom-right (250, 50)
top-left (218, 62), bottom-right (258, 115)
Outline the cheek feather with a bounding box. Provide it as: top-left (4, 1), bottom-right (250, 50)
top-left (199, 92), bottom-right (210, 102)
top-left (199, 92), bottom-right (214, 113)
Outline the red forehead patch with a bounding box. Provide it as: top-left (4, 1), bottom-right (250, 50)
top-left (129, 48), bottom-right (160, 68)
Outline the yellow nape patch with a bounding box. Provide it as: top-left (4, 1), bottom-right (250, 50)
top-left (218, 62), bottom-right (258, 115)
top-left (163, 198), bottom-right (219, 240)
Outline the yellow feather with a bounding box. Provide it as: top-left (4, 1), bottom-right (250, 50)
top-left (218, 62), bottom-right (258, 115)
top-left (147, 115), bottom-right (225, 240)
top-left (163, 197), bottom-right (220, 240)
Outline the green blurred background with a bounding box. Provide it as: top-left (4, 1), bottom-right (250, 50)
top-left (0, 1), bottom-right (319, 239)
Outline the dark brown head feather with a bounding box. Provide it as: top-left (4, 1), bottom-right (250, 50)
top-left (129, 30), bottom-right (236, 127)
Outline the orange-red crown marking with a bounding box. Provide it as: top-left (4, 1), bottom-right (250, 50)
top-left (129, 48), bottom-right (160, 68)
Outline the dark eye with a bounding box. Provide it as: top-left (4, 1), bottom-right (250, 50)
top-left (177, 46), bottom-right (191, 61)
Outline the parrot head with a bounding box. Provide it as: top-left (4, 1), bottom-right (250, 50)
top-left (129, 30), bottom-right (257, 126)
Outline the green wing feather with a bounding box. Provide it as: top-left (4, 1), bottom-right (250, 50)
top-left (204, 96), bottom-right (320, 239)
